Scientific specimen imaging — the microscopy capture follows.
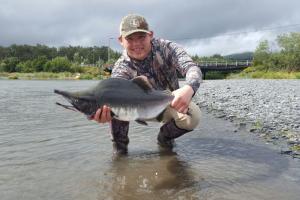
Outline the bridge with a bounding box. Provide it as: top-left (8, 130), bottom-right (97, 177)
top-left (198, 60), bottom-right (252, 79)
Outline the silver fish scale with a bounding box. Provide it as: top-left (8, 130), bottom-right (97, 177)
top-left (111, 98), bottom-right (171, 121)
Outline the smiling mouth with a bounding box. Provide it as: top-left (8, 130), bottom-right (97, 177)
top-left (133, 48), bottom-right (143, 53)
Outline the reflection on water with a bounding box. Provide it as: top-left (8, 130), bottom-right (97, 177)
top-left (1, 80), bottom-right (300, 200)
top-left (102, 151), bottom-right (200, 200)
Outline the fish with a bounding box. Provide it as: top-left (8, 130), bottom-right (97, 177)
top-left (54, 76), bottom-right (174, 125)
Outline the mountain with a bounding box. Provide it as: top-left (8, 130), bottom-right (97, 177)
top-left (224, 52), bottom-right (253, 60)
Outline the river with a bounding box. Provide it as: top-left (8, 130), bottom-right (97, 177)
top-left (1, 80), bottom-right (300, 200)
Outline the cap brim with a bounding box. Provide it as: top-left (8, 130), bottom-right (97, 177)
top-left (121, 29), bottom-right (150, 38)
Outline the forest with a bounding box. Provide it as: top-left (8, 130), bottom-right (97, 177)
top-left (0, 32), bottom-right (299, 79)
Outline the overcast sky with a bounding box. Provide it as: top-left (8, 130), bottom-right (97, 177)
top-left (1, 0), bottom-right (300, 56)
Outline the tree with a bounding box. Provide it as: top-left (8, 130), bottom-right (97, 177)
top-left (253, 40), bottom-right (271, 69)
top-left (73, 52), bottom-right (82, 64)
top-left (43, 57), bottom-right (71, 72)
top-left (1, 57), bottom-right (20, 72)
top-left (32, 56), bottom-right (48, 72)
top-left (0, 44), bottom-right (123, 73)
top-left (0, 46), bottom-right (10, 60)
top-left (16, 60), bottom-right (34, 73)
top-left (277, 32), bottom-right (300, 71)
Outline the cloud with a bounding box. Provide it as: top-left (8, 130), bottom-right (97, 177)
top-left (1, 0), bottom-right (300, 55)
top-left (179, 30), bottom-right (279, 56)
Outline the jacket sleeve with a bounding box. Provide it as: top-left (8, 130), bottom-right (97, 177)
top-left (111, 57), bottom-right (135, 80)
top-left (167, 41), bottom-right (202, 93)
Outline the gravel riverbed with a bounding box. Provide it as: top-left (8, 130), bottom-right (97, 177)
top-left (194, 79), bottom-right (300, 157)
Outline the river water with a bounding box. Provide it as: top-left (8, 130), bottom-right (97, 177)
top-left (1, 80), bottom-right (300, 200)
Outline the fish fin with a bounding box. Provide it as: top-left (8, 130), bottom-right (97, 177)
top-left (155, 109), bottom-right (166, 122)
top-left (131, 76), bottom-right (153, 92)
top-left (110, 111), bottom-right (117, 118)
top-left (135, 119), bottom-right (148, 126)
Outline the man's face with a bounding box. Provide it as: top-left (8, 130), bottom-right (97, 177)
top-left (119, 32), bottom-right (153, 61)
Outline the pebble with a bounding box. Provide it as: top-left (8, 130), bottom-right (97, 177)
top-left (194, 79), bottom-right (300, 155)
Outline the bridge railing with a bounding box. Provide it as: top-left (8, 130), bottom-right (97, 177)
top-left (198, 60), bottom-right (252, 67)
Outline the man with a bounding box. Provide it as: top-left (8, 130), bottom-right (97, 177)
top-left (94, 14), bottom-right (202, 154)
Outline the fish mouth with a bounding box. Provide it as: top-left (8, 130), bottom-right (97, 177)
top-left (55, 102), bottom-right (78, 112)
top-left (54, 89), bottom-right (70, 97)
top-left (54, 89), bottom-right (80, 111)
top-left (56, 101), bottom-right (95, 119)
top-left (54, 89), bottom-right (97, 119)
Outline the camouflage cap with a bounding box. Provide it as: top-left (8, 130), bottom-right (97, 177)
top-left (119, 14), bottom-right (150, 37)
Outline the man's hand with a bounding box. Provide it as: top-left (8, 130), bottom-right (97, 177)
top-left (93, 105), bottom-right (112, 123)
top-left (171, 85), bottom-right (194, 114)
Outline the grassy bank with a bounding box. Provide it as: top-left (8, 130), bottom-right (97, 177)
top-left (227, 67), bottom-right (300, 79)
top-left (1, 68), bottom-right (300, 80)
top-left (0, 72), bottom-right (110, 80)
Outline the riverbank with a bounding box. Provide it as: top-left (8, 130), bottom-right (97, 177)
top-left (228, 68), bottom-right (300, 79)
top-left (0, 72), bottom-right (108, 80)
top-left (1, 70), bottom-right (300, 80)
top-left (194, 79), bottom-right (300, 158)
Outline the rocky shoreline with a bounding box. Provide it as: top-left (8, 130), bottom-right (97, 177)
top-left (194, 79), bottom-right (300, 158)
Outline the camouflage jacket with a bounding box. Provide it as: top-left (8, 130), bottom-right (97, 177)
top-left (111, 38), bottom-right (202, 93)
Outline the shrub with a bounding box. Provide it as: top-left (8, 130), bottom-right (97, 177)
top-left (1, 57), bottom-right (20, 72)
top-left (43, 57), bottom-right (71, 72)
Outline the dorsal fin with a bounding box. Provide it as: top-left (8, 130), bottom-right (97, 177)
top-left (131, 76), bottom-right (153, 92)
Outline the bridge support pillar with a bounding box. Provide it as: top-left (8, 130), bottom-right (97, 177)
top-left (202, 71), bottom-right (206, 80)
